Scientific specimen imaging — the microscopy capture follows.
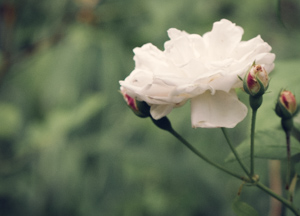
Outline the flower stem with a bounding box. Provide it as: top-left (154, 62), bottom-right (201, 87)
top-left (152, 117), bottom-right (299, 215)
top-left (250, 108), bottom-right (257, 177)
top-left (256, 181), bottom-right (300, 216)
top-left (285, 130), bottom-right (292, 198)
top-left (221, 128), bottom-right (251, 179)
top-left (169, 127), bottom-right (300, 215)
top-left (167, 127), bottom-right (247, 181)
top-left (249, 95), bottom-right (262, 178)
top-left (268, 160), bottom-right (282, 216)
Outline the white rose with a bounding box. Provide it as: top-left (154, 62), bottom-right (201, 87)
top-left (120, 19), bottom-right (275, 128)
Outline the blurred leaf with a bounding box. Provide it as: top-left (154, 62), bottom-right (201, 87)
top-left (295, 163), bottom-right (300, 176)
top-left (26, 93), bottom-right (106, 148)
top-left (288, 174), bottom-right (298, 197)
top-left (232, 196), bottom-right (259, 216)
top-left (0, 103), bottom-right (21, 138)
top-left (277, 0), bottom-right (300, 30)
top-left (225, 129), bottom-right (300, 162)
top-left (1, 0), bottom-right (300, 215)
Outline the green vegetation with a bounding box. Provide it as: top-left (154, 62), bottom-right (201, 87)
top-left (0, 0), bottom-right (299, 215)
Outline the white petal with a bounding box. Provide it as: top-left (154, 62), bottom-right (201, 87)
top-left (181, 58), bottom-right (211, 78)
top-left (234, 36), bottom-right (272, 59)
top-left (167, 28), bottom-right (189, 39)
top-left (190, 90), bottom-right (248, 128)
top-left (165, 29), bottom-right (205, 66)
top-left (133, 43), bottom-right (166, 71)
top-left (208, 74), bottom-right (240, 93)
top-left (203, 19), bottom-right (244, 60)
top-left (150, 104), bottom-right (174, 119)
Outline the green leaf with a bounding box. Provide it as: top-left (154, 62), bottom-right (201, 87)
top-left (232, 196), bottom-right (259, 216)
top-left (225, 129), bottom-right (300, 162)
top-left (25, 93), bottom-right (106, 149)
top-left (0, 103), bottom-right (22, 138)
top-left (295, 163), bottom-right (300, 176)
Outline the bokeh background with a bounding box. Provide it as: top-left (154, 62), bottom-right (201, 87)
top-left (0, 0), bottom-right (300, 215)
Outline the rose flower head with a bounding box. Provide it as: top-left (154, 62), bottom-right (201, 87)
top-left (275, 90), bottom-right (298, 120)
top-left (119, 19), bottom-right (275, 128)
top-left (243, 63), bottom-right (269, 97)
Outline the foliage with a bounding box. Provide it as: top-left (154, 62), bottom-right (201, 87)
top-left (0, 0), bottom-right (300, 215)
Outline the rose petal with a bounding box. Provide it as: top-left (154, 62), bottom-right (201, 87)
top-left (165, 28), bottom-right (206, 66)
top-left (134, 43), bottom-right (178, 75)
top-left (208, 74), bottom-right (240, 93)
top-left (203, 19), bottom-right (244, 60)
top-left (150, 104), bottom-right (174, 119)
top-left (190, 90), bottom-right (248, 128)
top-left (167, 28), bottom-right (189, 40)
top-left (234, 36), bottom-right (272, 58)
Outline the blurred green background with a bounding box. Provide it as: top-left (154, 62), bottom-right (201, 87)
top-left (0, 0), bottom-right (300, 215)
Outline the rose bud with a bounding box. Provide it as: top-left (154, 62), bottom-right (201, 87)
top-left (120, 88), bottom-right (150, 118)
top-left (243, 63), bottom-right (269, 97)
top-left (275, 90), bottom-right (297, 120)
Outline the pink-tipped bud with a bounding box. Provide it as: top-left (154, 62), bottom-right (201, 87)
top-left (120, 88), bottom-right (150, 118)
top-left (123, 92), bottom-right (138, 111)
top-left (275, 90), bottom-right (297, 119)
top-left (243, 63), bottom-right (269, 97)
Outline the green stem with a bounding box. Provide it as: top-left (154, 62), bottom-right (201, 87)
top-left (152, 117), bottom-right (299, 215)
top-left (280, 118), bottom-right (294, 202)
top-left (256, 181), bottom-right (300, 216)
top-left (168, 127), bottom-right (247, 181)
top-left (221, 128), bottom-right (251, 180)
top-left (250, 109), bottom-right (257, 177)
top-left (152, 116), bottom-right (299, 215)
top-left (249, 95), bottom-right (262, 177)
top-left (285, 130), bottom-right (292, 198)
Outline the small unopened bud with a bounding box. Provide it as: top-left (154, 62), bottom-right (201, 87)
top-left (120, 89), bottom-right (150, 118)
top-left (275, 90), bottom-right (298, 132)
top-left (243, 63), bottom-right (269, 97)
top-left (275, 90), bottom-right (297, 119)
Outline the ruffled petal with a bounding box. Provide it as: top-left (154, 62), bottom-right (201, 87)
top-left (190, 90), bottom-right (248, 128)
top-left (207, 74), bottom-right (240, 93)
top-left (150, 104), bottom-right (174, 119)
top-left (167, 28), bottom-right (189, 40)
top-left (165, 28), bottom-right (206, 66)
top-left (203, 19), bottom-right (244, 60)
top-left (233, 36), bottom-right (272, 59)
top-left (134, 43), bottom-right (180, 76)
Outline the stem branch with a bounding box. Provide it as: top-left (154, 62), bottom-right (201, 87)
top-left (168, 128), bottom-right (247, 181)
top-left (285, 130), bottom-right (292, 201)
top-left (250, 109), bottom-right (257, 177)
top-left (221, 128), bottom-right (251, 180)
top-left (256, 182), bottom-right (300, 216)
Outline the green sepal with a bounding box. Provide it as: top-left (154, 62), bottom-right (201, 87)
top-left (243, 69), bottom-right (251, 95)
top-left (281, 118), bottom-right (294, 132)
top-left (275, 99), bottom-right (298, 120)
top-left (256, 77), bottom-right (269, 97)
top-left (151, 116), bottom-right (173, 131)
top-left (134, 100), bottom-right (151, 118)
top-left (249, 95), bottom-right (263, 111)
